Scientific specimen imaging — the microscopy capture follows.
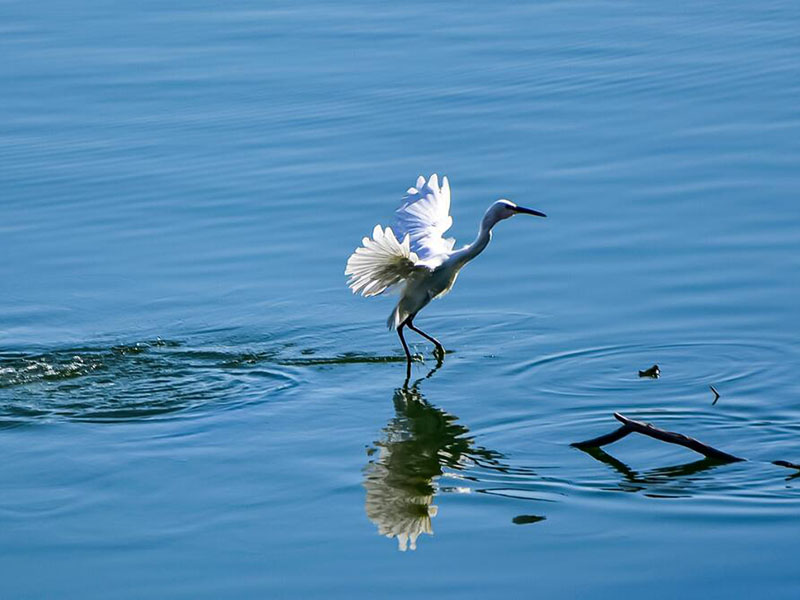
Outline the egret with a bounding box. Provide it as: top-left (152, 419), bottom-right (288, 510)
top-left (345, 174), bottom-right (546, 370)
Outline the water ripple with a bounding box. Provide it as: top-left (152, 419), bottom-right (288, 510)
top-left (507, 338), bottom-right (797, 400)
top-left (0, 338), bottom-right (300, 426)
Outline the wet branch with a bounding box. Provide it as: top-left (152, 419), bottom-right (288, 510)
top-left (571, 424), bottom-right (632, 449)
top-left (773, 460), bottom-right (800, 470)
top-left (572, 412), bottom-right (746, 463)
top-left (612, 413), bottom-right (745, 463)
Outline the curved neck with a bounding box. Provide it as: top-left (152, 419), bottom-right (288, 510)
top-left (448, 219), bottom-right (493, 268)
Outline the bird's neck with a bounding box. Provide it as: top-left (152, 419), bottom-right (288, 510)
top-left (448, 220), bottom-right (493, 268)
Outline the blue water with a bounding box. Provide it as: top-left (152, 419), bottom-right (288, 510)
top-left (2, 1), bottom-right (800, 597)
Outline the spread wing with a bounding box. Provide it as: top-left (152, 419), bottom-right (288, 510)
top-left (345, 225), bottom-right (426, 297)
top-left (393, 174), bottom-right (456, 268)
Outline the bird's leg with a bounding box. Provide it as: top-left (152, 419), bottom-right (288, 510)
top-left (397, 323), bottom-right (413, 379)
top-left (406, 317), bottom-right (445, 359)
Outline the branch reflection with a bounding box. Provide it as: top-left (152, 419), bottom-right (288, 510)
top-left (579, 446), bottom-right (729, 497)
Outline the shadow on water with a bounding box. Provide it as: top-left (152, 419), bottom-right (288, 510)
top-left (362, 366), bottom-right (545, 551)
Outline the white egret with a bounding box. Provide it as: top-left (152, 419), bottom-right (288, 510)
top-left (345, 174), bottom-right (545, 369)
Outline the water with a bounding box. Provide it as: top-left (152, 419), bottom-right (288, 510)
top-left (2, 1), bottom-right (799, 597)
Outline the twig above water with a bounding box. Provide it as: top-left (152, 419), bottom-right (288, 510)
top-left (710, 385), bottom-right (720, 405)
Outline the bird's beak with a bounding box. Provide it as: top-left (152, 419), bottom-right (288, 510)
top-left (513, 205), bottom-right (547, 218)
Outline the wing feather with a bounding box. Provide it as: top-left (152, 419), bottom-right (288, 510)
top-left (393, 174), bottom-right (454, 267)
top-left (345, 225), bottom-right (425, 297)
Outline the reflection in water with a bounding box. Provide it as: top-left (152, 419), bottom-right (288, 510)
top-left (363, 376), bottom-right (505, 551)
top-left (579, 446), bottom-right (729, 498)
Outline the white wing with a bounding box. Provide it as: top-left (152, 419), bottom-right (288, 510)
top-left (393, 174), bottom-right (456, 268)
top-left (345, 225), bottom-right (426, 297)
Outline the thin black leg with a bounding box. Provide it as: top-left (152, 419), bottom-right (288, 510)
top-left (397, 323), bottom-right (412, 379)
top-left (406, 316), bottom-right (445, 358)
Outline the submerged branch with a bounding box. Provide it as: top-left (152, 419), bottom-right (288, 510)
top-left (571, 412), bottom-right (745, 463)
top-left (773, 460), bottom-right (800, 470)
top-left (572, 413), bottom-right (800, 476)
top-left (571, 424), bottom-right (632, 449)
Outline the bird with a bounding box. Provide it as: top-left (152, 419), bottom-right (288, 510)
top-left (345, 174), bottom-right (546, 370)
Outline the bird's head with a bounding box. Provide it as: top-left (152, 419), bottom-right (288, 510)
top-left (483, 199), bottom-right (547, 229)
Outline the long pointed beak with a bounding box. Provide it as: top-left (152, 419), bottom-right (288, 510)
top-left (513, 205), bottom-right (547, 218)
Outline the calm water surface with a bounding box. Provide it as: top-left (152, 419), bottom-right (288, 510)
top-left (2, 1), bottom-right (800, 597)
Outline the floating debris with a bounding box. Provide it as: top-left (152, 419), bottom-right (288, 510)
top-left (638, 364), bottom-right (660, 378)
top-left (512, 515), bottom-right (546, 525)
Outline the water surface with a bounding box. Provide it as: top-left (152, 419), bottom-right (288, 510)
top-left (2, 1), bottom-right (800, 597)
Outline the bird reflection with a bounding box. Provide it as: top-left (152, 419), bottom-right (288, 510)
top-left (363, 371), bottom-right (505, 551)
top-left (579, 446), bottom-right (728, 497)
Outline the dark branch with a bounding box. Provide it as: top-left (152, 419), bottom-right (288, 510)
top-left (773, 460), bottom-right (800, 470)
top-left (572, 413), bottom-right (800, 472)
top-left (571, 424), bottom-right (633, 449)
top-left (612, 413), bottom-right (745, 463)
